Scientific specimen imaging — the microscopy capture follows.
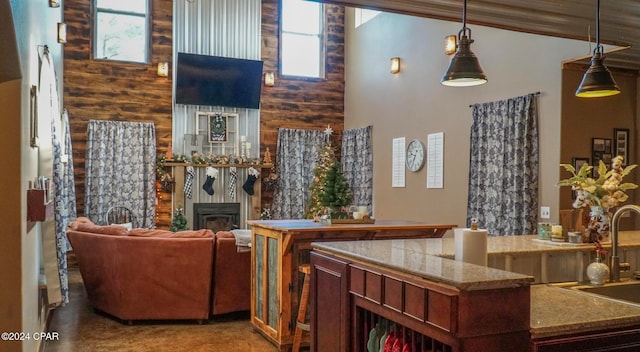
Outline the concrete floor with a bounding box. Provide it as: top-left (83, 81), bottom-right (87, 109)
top-left (44, 268), bottom-right (280, 352)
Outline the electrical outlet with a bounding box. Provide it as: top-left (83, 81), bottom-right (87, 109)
top-left (540, 206), bottom-right (550, 219)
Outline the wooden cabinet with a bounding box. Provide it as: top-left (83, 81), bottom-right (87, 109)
top-left (310, 250), bottom-right (531, 352)
top-left (309, 251), bottom-right (349, 352)
top-left (248, 219), bottom-right (456, 351)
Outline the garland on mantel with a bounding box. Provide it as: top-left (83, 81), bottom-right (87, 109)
top-left (169, 152), bottom-right (264, 166)
top-left (157, 153), bottom-right (279, 195)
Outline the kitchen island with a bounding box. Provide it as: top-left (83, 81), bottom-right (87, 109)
top-left (311, 238), bottom-right (640, 351)
top-left (246, 219), bottom-right (456, 351)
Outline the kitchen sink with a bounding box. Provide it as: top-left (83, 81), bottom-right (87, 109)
top-left (554, 279), bottom-right (640, 305)
top-left (576, 281), bottom-right (640, 304)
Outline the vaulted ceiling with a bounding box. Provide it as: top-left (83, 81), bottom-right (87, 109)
top-left (324, 0), bottom-right (640, 72)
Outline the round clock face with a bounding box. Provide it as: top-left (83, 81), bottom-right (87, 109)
top-left (406, 139), bottom-right (425, 172)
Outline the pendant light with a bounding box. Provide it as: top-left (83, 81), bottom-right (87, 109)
top-left (441, 0), bottom-right (487, 87)
top-left (575, 0), bottom-right (620, 98)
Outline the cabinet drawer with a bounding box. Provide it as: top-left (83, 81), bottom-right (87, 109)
top-left (404, 282), bottom-right (426, 321)
top-left (349, 266), bottom-right (382, 304)
top-left (365, 270), bottom-right (382, 304)
top-left (428, 290), bottom-right (455, 332)
top-left (383, 276), bottom-right (403, 312)
top-left (350, 266), bottom-right (365, 296)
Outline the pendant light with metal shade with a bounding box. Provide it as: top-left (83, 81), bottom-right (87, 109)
top-left (441, 0), bottom-right (487, 87)
top-left (575, 0), bottom-right (620, 98)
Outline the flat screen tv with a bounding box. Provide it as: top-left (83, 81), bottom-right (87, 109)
top-left (175, 52), bottom-right (264, 109)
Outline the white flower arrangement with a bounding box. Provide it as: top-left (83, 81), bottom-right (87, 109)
top-left (559, 156), bottom-right (638, 211)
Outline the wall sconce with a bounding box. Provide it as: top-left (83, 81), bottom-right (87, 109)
top-left (57, 23), bottom-right (67, 44)
top-left (264, 71), bottom-right (275, 86)
top-left (445, 35), bottom-right (457, 55)
top-left (390, 57), bottom-right (400, 74)
top-left (49, 0), bottom-right (60, 8)
top-left (157, 62), bottom-right (169, 77)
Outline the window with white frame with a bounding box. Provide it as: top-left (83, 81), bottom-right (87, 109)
top-left (94, 0), bottom-right (149, 63)
top-left (280, 0), bottom-right (324, 78)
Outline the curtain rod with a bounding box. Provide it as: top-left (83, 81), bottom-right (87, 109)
top-left (469, 91), bottom-right (541, 107)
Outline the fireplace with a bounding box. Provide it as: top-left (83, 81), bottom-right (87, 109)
top-left (193, 203), bottom-right (240, 233)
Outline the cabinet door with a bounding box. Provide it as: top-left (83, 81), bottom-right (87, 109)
top-left (310, 251), bottom-right (350, 352)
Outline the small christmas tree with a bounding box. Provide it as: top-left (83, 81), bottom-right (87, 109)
top-left (319, 159), bottom-right (352, 219)
top-left (169, 207), bottom-right (189, 232)
top-left (304, 141), bottom-right (337, 219)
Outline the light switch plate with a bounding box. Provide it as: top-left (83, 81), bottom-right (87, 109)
top-left (540, 206), bottom-right (550, 219)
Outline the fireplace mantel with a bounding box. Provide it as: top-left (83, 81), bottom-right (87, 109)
top-left (168, 164), bottom-right (265, 229)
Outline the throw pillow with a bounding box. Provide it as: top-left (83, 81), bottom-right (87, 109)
top-left (72, 222), bottom-right (129, 236)
top-left (128, 228), bottom-right (214, 238)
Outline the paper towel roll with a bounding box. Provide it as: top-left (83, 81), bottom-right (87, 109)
top-left (454, 228), bottom-right (488, 266)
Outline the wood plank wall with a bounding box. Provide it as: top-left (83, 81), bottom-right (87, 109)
top-left (64, 0), bottom-right (344, 228)
top-left (64, 0), bottom-right (173, 227)
top-left (260, 0), bottom-right (345, 209)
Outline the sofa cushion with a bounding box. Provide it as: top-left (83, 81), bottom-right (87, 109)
top-left (75, 216), bottom-right (94, 224)
top-left (128, 228), bottom-right (214, 238)
top-left (70, 222), bottom-right (129, 236)
top-left (215, 231), bottom-right (235, 239)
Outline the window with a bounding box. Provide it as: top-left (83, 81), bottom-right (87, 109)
top-left (94, 0), bottom-right (149, 63)
top-left (280, 0), bottom-right (324, 78)
top-left (355, 9), bottom-right (381, 27)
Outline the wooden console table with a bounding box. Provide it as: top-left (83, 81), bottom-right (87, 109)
top-left (246, 219), bottom-right (456, 351)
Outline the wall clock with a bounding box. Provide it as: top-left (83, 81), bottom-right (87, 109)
top-left (406, 139), bottom-right (425, 172)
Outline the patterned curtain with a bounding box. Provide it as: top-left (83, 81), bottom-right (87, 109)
top-left (39, 48), bottom-right (64, 306)
top-left (272, 128), bottom-right (327, 219)
top-left (342, 126), bottom-right (373, 214)
top-left (84, 120), bottom-right (156, 228)
top-left (53, 109), bottom-right (76, 305)
top-left (467, 93), bottom-right (539, 236)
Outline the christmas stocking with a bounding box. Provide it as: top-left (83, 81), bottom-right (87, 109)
top-left (184, 166), bottom-right (195, 199)
top-left (243, 167), bottom-right (259, 196)
top-left (202, 167), bottom-right (219, 196)
top-left (228, 167), bottom-right (238, 199)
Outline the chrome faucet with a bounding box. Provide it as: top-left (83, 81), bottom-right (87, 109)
top-left (610, 204), bottom-right (638, 282)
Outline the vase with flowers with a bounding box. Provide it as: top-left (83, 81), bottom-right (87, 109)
top-left (559, 155), bottom-right (637, 243)
top-left (586, 241), bottom-right (609, 285)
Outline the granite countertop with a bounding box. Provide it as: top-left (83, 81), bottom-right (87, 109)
top-left (312, 235), bottom-right (640, 339)
top-left (531, 284), bottom-right (640, 339)
top-left (312, 240), bottom-right (534, 291)
top-left (421, 231), bottom-right (640, 258)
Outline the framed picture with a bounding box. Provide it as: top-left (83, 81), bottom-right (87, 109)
top-left (571, 157), bottom-right (589, 199)
top-left (614, 128), bottom-right (630, 166)
top-left (592, 138), bottom-right (606, 152)
top-left (591, 138), bottom-right (608, 175)
top-left (604, 139), bottom-right (612, 154)
top-left (572, 157), bottom-right (590, 172)
top-left (207, 113), bottom-right (228, 143)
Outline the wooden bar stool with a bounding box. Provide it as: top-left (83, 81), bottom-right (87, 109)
top-left (292, 264), bottom-right (311, 352)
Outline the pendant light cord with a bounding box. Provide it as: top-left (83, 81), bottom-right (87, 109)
top-left (595, 0), bottom-right (602, 55)
top-left (460, 0), bottom-right (471, 39)
top-left (462, 0), bottom-right (467, 33)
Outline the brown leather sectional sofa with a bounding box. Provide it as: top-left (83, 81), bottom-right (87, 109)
top-left (66, 218), bottom-right (251, 323)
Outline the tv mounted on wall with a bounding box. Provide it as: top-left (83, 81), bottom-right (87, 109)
top-left (175, 52), bottom-right (264, 109)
